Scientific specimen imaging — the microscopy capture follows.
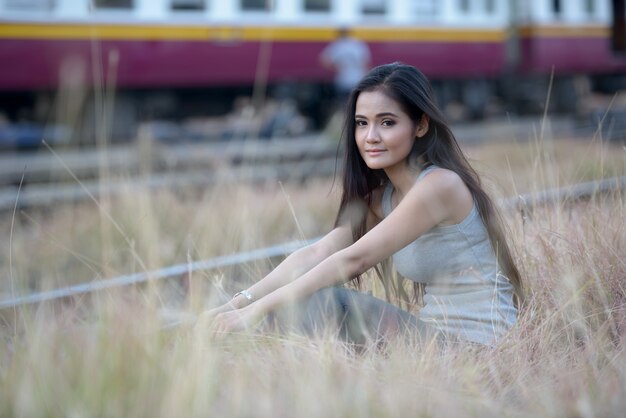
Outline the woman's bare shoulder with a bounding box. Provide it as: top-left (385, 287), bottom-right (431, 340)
top-left (422, 168), bottom-right (471, 198)
top-left (419, 167), bottom-right (474, 224)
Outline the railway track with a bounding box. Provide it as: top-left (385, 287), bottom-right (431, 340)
top-left (0, 134), bottom-right (340, 211)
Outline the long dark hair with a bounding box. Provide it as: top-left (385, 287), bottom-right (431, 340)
top-left (334, 62), bottom-right (524, 307)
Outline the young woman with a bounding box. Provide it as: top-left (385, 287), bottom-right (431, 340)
top-left (200, 63), bottom-right (523, 346)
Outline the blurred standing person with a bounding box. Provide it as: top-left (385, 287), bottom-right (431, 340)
top-left (319, 27), bottom-right (371, 107)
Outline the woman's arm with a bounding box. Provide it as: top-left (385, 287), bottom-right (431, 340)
top-left (199, 224), bottom-right (354, 325)
top-left (232, 225), bottom-right (353, 308)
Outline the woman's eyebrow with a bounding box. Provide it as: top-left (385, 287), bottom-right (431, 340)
top-left (354, 112), bottom-right (399, 119)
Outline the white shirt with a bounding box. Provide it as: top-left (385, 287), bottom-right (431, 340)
top-left (320, 37), bottom-right (371, 92)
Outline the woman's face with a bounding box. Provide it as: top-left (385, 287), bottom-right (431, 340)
top-left (354, 89), bottom-right (422, 172)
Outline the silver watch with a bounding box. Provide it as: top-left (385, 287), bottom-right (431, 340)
top-left (233, 289), bottom-right (253, 301)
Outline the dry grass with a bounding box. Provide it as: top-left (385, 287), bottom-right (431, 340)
top-left (1, 129), bottom-right (625, 417)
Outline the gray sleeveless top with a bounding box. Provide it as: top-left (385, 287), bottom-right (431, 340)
top-left (381, 165), bottom-right (517, 345)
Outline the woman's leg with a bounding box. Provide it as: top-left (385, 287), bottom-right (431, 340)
top-left (268, 287), bottom-right (439, 346)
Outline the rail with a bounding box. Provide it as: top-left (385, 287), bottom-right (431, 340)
top-left (1, 175), bottom-right (625, 313)
top-left (0, 135), bottom-right (339, 211)
top-left (0, 157), bottom-right (338, 211)
top-left (0, 135), bottom-right (336, 184)
top-left (0, 237), bottom-right (319, 310)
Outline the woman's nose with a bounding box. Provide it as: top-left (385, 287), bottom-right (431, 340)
top-left (365, 126), bottom-right (380, 142)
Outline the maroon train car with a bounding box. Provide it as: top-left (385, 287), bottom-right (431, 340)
top-left (0, 0), bottom-right (624, 141)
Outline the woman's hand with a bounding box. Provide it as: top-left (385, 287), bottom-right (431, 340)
top-left (194, 304), bottom-right (262, 340)
top-left (198, 302), bottom-right (236, 323)
top-left (212, 306), bottom-right (261, 336)
top-left (193, 302), bottom-right (235, 338)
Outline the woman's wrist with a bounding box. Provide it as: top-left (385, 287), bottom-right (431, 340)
top-left (231, 289), bottom-right (253, 309)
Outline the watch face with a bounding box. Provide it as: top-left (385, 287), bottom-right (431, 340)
top-left (235, 290), bottom-right (253, 300)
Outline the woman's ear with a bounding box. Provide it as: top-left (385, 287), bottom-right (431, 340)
top-left (415, 114), bottom-right (430, 138)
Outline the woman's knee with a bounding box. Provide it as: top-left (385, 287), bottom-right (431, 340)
top-left (270, 287), bottom-right (346, 336)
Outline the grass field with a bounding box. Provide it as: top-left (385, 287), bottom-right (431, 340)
top-left (1, 128), bottom-right (625, 417)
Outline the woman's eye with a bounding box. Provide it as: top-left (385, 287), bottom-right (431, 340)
top-left (382, 119), bottom-right (395, 127)
top-left (355, 120), bottom-right (367, 126)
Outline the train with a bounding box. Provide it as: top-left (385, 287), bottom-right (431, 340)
top-left (1, 0), bottom-right (625, 144)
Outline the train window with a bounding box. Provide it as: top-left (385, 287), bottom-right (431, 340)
top-left (361, 0), bottom-right (386, 15)
top-left (485, 0), bottom-right (495, 13)
top-left (241, 0), bottom-right (273, 11)
top-left (5, 0), bottom-right (55, 10)
top-left (458, 0), bottom-right (496, 15)
top-left (304, 0), bottom-right (330, 12)
top-left (459, 0), bottom-right (470, 13)
top-left (93, 0), bottom-right (133, 8)
top-left (171, 0), bottom-right (205, 11)
top-left (412, 0), bottom-right (437, 17)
